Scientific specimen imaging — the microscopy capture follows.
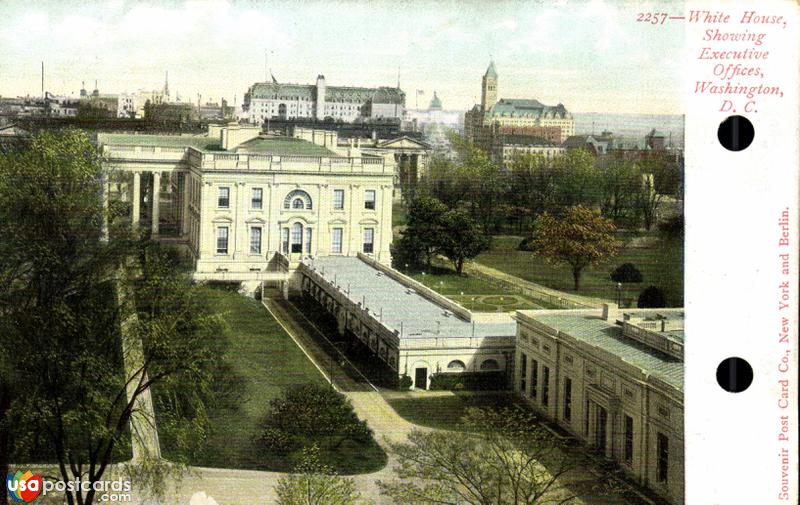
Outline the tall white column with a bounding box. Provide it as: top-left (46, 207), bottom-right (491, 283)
top-left (101, 175), bottom-right (109, 242)
top-left (151, 171), bottom-right (160, 237)
top-left (132, 171), bottom-right (141, 228)
top-left (181, 173), bottom-right (191, 236)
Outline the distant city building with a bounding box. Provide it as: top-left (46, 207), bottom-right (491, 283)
top-left (563, 132), bottom-right (615, 155)
top-left (491, 134), bottom-right (565, 166)
top-left (465, 61), bottom-right (576, 147)
top-left (404, 91), bottom-right (464, 129)
top-left (242, 74), bottom-right (405, 125)
top-left (515, 305), bottom-right (684, 505)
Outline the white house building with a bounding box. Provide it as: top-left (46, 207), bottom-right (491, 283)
top-left (100, 124), bottom-right (395, 293)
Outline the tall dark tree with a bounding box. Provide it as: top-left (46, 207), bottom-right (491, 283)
top-left (402, 195), bottom-right (448, 268)
top-left (437, 209), bottom-right (490, 274)
top-left (0, 130), bottom-right (230, 505)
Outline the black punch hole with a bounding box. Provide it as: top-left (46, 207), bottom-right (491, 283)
top-left (716, 357), bottom-right (753, 393)
top-left (717, 115), bottom-right (754, 151)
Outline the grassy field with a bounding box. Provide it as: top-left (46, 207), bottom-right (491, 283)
top-left (383, 391), bottom-right (523, 431)
top-left (401, 265), bottom-right (558, 311)
top-left (159, 286), bottom-right (382, 474)
top-left (476, 234), bottom-right (684, 307)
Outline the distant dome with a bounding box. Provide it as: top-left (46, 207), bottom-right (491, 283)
top-left (428, 91), bottom-right (442, 111)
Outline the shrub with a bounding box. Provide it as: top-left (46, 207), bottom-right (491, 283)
top-left (397, 374), bottom-right (413, 391)
top-left (610, 263), bottom-right (643, 283)
top-left (658, 214), bottom-right (684, 240)
top-left (638, 286), bottom-right (666, 308)
top-left (429, 371), bottom-right (508, 391)
top-left (257, 384), bottom-right (382, 471)
top-left (518, 236), bottom-right (535, 251)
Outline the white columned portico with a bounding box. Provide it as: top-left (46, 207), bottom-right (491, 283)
top-left (132, 171), bottom-right (141, 228)
top-left (151, 171), bottom-right (161, 237)
top-left (181, 173), bottom-right (191, 236)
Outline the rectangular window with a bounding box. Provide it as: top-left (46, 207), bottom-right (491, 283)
top-left (331, 228), bottom-right (343, 254)
top-left (291, 225), bottom-right (303, 253)
top-left (624, 415), bottom-right (634, 466)
top-left (530, 359), bottom-right (538, 399)
top-left (251, 188), bottom-right (263, 209)
top-left (305, 228), bottom-right (312, 253)
top-left (364, 190), bottom-right (376, 210)
top-left (363, 228), bottom-right (374, 254)
top-left (542, 366), bottom-right (550, 407)
top-left (563, 377), bottom-right (572, 421)
top-left (216, 227), bottom-right (228, 254)
top-left (519, 352), bottom-right (527, 392)
top-left (218, 187), bottom-right (230, 208)
top-left (281, 228), bottom-right (289, 254)
top-left (249, 227), bottom-right (262, 254)
top-left (333, 189), bottom-right (345, 210)
top-left (657, 433), bottom-right (669, 483)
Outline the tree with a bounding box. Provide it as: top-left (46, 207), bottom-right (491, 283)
top-left (599, 160), bottom-right (641, 223)
top-left (378, 408), bottom-right (619, 505)
top-left (401, 195), bottom-right (448, 268)
top-left (638, 286), bottom-right (667, 308)
top-left (274, 445), bottom-right (361, 505)
top-left (529, 206), bottom-right (619, 290)
top-left (0, 130), bottom-right (230, 505)
top-left (553, 148), bottom-right (601, 208)
top-left (259, 384), bottom-right (382, 472)
top-left (610, 263), bottom-right (643, 284)
top-left (508, 153), bottom-right (558, 224)
top-left (437, 209), bottom-right (490, 274)
top-left (634, 154), bottom-right (683, 230)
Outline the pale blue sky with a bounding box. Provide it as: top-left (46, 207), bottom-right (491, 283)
top-left (0, 0), bottom-right (685, 113)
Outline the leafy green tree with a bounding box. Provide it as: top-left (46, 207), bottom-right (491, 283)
top-left (0, 130), bottom-right (230, 505)
top-left (530, 206), bottom-right (619, 290)
top-left (553, 148), bottom-right (601, 208)
top-left (508, 153), bottom-right (558, 223)
top-left (437, 209), bottom-right (490, 274)
top-left (634, 154), bottom-right (683, 230)
top-left (378, 408), bottom-right (619, 505)
top-left (599, 160), bottom-right (641, 222)
top-left (401, 195), bottom-right (448, 268)
top-left (275, 445), bottom-right (361, 505)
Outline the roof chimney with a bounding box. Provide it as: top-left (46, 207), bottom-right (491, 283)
top-left (602, 303), bottom-right (621, 323)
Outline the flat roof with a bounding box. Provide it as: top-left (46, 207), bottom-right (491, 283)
top-left (97, 133), bottom-right (222, 151)
top-left (306, 256), bottom-right (516, 340)
top-left (532, 313), bottom-right (683, 391)
top-left (98, 132), bottom-right (338, 157)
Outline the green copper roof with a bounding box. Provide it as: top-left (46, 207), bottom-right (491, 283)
top-left (484, 61), bottom-right (498, 79)
top-left (235, 136), bottom-right (339, 157)
top-left (429, 91), bottom-right (442, 110)
top-left (489, 99), bottom-right (571, 119)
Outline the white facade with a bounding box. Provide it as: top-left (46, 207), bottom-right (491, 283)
top-left (100, 126), bottom-right (395, 284)
top-left (515, 307), bottom-right (684, 505)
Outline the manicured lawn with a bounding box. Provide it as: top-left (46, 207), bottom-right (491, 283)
top-left (402, 265), bottom-right (558, 311)
top-left (383, 391), bottom-right (523, 431)
top-left (160, 286), bottom-right (334, 471)
top-left (476, 234), bottom-right (684, 307)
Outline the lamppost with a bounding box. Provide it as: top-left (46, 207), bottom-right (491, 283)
top-left (616, 282), bottom-right (623, 307)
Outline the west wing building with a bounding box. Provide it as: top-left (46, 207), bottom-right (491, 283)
top-left (514, 305), bottom-right (684, 505)
top-left (242, 75), bottom-right (405, 125)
